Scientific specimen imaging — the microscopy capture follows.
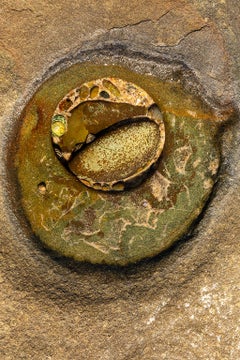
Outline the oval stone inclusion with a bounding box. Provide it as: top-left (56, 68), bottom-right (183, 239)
top-left (69, 118), bottom-right (161, 190)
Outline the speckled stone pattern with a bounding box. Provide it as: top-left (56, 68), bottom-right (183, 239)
top-left (0, 0), bottom-right (240, 359)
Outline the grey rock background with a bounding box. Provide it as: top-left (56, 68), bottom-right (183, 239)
top-left (0, 1), bottom-right (239, 359)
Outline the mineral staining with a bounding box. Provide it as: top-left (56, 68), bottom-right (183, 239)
top-left (51, 78), bottom-right (165, 191)
top-left (15, 63), bottom-right (223, 265)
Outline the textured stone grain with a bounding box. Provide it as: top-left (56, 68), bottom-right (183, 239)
top-left (0, 0), bottom-right (239, 359)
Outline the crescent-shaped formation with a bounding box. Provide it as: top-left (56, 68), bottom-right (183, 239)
top-left (51, 78), bottom-right (165, 191)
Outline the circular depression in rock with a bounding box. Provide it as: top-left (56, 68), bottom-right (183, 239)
top-left (14, 62), bottom-right (222, 265)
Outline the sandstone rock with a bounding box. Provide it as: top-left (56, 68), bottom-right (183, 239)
top-left (0, 1), bottom-right (239, 359)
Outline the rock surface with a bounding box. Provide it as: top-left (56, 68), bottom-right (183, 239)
top-left (0, 0), bottom-right (239, 359)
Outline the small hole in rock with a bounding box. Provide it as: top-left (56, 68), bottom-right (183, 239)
top-left (100, 90), bottom-right (110, 99)
top-left (37, 181), bottom-right (47, 195)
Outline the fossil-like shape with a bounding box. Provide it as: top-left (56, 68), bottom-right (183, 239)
top-left (51, 78), bottom-right (165, 191)
top-left (15, 63), bottom-right (225, 265)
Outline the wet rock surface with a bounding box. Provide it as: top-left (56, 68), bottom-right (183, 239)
top-left (0, 0), bottom-right (239, 359)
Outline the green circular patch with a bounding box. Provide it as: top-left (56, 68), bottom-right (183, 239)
top-left (15, 63), bottom-right (223, 265)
